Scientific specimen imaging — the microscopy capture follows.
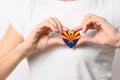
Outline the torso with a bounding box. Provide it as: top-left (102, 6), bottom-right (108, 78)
top-left (24, 0), bottom-right (115, 80)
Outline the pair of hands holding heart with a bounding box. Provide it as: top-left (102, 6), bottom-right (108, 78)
top-left (21, 14), bottom-right (120, 56)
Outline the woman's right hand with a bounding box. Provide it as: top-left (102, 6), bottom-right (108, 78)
top-left (20, 17), bottom-right (68, 57)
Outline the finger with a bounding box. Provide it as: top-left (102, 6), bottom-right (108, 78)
top-left (75, 36), bottom-right (95, 47)
top-left (82, 25), bottom-right (88, 33)
top-left (63, 26), bottom-right (69, 31)
top-left (82, 18), bottom-right (96, 33)
top-left (72, 14), bottom-right (93, 32)
top-left (40, 22), bottom-right (58, 32)
top-left (81, 14), bottom-right (92, 24)
top-left (84, 14), bottom-right (103, 20)
top-left (84, 14), bottom-right (106, 28)
top-left (81, 14), bottom-right (102, 26)
top-left (88, 14), bottom-right (104, 20)
top-left (52, 17), bottom-right (63, 33)
top-left (73, 14), bottom-right (103, 33)
top-left (80, 15), bottom-right (95, 33)
top-left (51, 17), bottom-right (70, 33)
top-left (47, 17), bottom-right (60, 32)
top-left (48, 38), bottom-right (65, 46)
top-left (83, 18), bottom-right (103, 33)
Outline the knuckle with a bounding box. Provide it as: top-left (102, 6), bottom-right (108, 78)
top-left (100, 17), bottom-right (104, 20)
top-left (54, 17), bottom-right (58, 20)
top-left (43, 18), bottom-right (51, 22)
top-left (98, 17), bottom-right (106, 22)
top-left (84, 14), bottom-right (90, 18)
top-left (49, 17), bottom-right (53, 19)
top-left (87, 13), bottom-right (93, 16)
top-left (86, 13), bottom-right (93, 17)
top-left (46, 17), bottom-right (54, 22)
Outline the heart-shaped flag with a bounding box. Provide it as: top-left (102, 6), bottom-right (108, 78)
top-left (62, 31), bottom-right (81, 48)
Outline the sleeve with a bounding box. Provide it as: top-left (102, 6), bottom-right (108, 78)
top-left (112, 0), bottom-right (120, 31)
top-left (10, 0), bottom-right (33, 37)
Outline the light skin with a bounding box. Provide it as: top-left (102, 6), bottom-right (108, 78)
top-left (73, 14), bottom-right (120, 48)
top-left (0, 1), bottom-right (120, 80)
top-left (0, 17), bottom-right (68, 80)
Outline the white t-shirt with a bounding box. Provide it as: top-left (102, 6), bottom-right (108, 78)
top-left (10, 0), bottom-right (120, 80)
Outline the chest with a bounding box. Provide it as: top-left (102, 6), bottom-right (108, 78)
top-left (24, 1), bottom-right (112, 38)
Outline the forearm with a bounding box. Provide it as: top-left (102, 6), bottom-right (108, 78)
top-left (0, 44), bottom-right (26, 80)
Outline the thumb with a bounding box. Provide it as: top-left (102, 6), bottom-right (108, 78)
top-left (76, 36), bottom-right (95, 47)
top-left (48, 38), bottom-right (65, 46)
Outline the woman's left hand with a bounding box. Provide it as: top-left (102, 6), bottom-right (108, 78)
top-left (72, 14), bottom-right (120, 47)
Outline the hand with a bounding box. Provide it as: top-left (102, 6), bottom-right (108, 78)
top-left (73, 14), bottom-right (120, 47)
top-left (20, 17), bottom-right (68, 56)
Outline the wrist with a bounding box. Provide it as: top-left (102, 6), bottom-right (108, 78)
top-left (16, 43), bottom-right (30, 58)
top-left (10, 44), bottom-right (27, 62)
top-left (17, 41), bottom-right (34, 58)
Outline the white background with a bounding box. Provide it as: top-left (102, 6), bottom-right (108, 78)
top-left (0, 0), bottom-right (120, 80)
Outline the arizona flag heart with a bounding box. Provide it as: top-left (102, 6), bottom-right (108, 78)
top-left (62, 31), bottom-right (81, 48)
